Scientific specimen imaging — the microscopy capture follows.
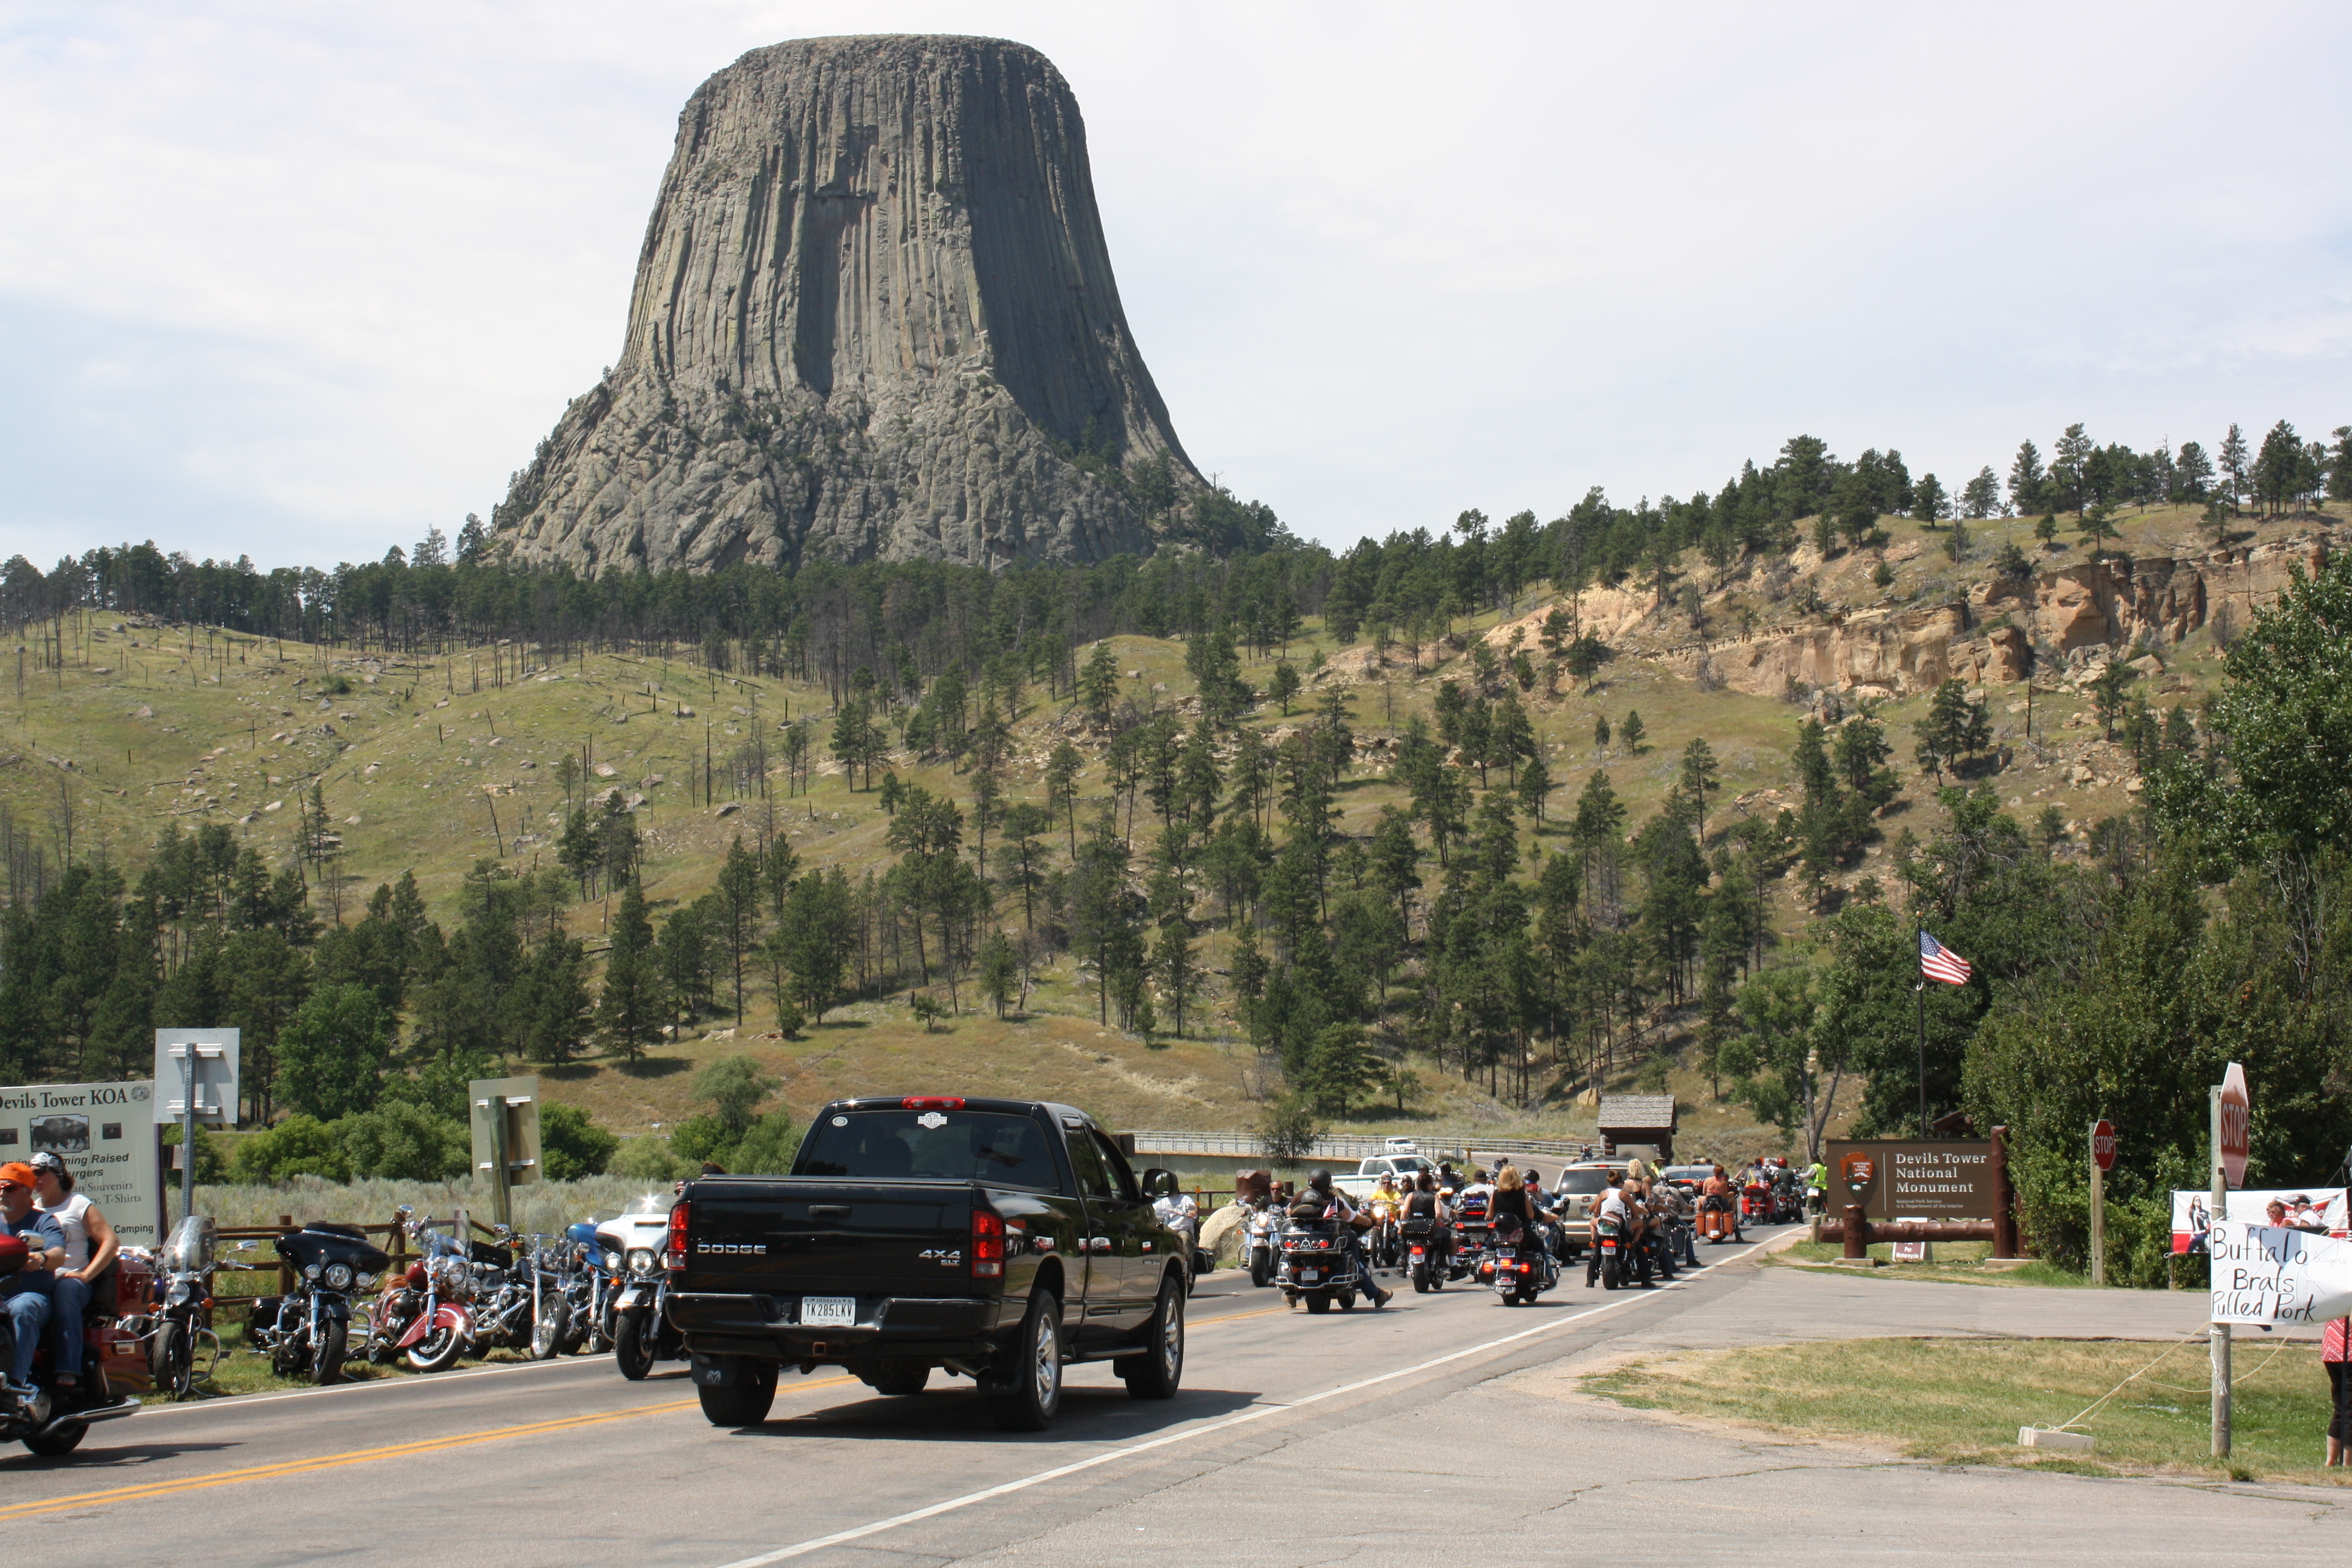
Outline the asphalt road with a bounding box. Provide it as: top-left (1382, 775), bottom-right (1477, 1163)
top-left (8, 1228), bottom-right (2347, 1566)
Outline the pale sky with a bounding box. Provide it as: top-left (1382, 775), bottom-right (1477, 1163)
top-left (2, 2), bottom-right (2346, 570)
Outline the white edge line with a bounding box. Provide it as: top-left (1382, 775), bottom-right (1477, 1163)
top-left (714, 1230), bottom-right (1782, 1566)
top-left (131, 1348), bottom-right (622, 1416)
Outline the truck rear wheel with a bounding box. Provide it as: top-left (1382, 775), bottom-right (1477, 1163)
top-left (697, 1361), bottom-right (777, 1426)
top-left (985, 1291), bottom-right (1062, 1431)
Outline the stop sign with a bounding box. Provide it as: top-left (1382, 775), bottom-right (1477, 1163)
top-left (2218, 1062), bottom-right (2250, 1188)
top-left (2091, 1119), bottom-right (2118, 1172)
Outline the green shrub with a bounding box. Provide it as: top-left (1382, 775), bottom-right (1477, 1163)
top-left (337, 1102), bottom-right (469, 1181)
top-left (667, 1113), bottom-right (734, 1169)
top-left (610, 1134), bottom-right (690, 1183)
top-left (540, 1102), bottom-right (619, 1180)
top-left (730, 1109), bottom-right (801, 1176)
top-left (232, 1114), bottom-right (351, 1183)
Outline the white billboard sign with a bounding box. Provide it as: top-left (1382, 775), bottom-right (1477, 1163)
top-left (0, 1081), bottom-right (164, 1249)
top-left (2209, 1220), bottom-right (2352, 1327)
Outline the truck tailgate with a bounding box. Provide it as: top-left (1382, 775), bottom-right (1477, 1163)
top-left (688, 1179), bottom-right (983, 1299)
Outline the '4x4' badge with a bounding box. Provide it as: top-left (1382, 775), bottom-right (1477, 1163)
top-left (919, 1247), bottom-right (963, 1266)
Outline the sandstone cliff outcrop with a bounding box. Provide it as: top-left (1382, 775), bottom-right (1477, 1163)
top-left (491, 35), bottom-right (1200, 574)
top-left (1672, 531), bottom-right (2338, 699)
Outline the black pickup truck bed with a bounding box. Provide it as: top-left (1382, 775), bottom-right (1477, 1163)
top-left (668, 1096), bottom-right (1192, 1431)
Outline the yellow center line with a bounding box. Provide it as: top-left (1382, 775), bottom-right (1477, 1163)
top-left (0, 1377), bottom-right (854, 1521)
top-left (4, 1301), bottom-right (1315, 1520)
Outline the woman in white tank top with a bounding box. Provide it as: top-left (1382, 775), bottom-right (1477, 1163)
top-left (30, 1151), bottom-right (116, 1279)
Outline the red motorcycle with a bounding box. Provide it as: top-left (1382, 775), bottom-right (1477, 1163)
top-left (363, 1215), bottom-right (479, 1373)
top-left (0, 1235), bottom-right (144, 1455)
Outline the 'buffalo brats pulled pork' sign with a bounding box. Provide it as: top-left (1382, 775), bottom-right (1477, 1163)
top-left (2209, 1221), bottom-right (2352, 1326)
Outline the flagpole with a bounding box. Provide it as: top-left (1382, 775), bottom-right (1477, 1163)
top-left (1916, 921), bottom-right (1929, 1137)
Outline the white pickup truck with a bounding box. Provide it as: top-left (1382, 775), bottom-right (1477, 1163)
top-left (1333, 1146), bottom-right (1439, 1201)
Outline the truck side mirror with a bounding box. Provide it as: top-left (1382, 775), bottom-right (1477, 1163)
top-left (1140, 1168), bottom-right (1178, 1198)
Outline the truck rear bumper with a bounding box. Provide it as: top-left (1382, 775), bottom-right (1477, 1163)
top-left (670, 1291), bottom-right (1005, 1365)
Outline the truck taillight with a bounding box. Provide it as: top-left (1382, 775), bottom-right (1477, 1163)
top-left (665, 1200), bottom-right (690, 1273)
top-left (972, 1208), bottom-right (1004, 1278)
top-left (903, 1096), bottom-right (966, 1110)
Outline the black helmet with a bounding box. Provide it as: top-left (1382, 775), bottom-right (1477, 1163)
top-left (1307, 1169), bottom-right (1331, 1190)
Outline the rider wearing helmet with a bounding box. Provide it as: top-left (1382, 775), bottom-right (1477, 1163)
top-left (1304, 1170), bottom-right (1393, 1310)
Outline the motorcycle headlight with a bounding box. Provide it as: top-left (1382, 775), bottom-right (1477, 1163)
top-left (604, 1250), bottom-right (622, 1272)
top-left (356, 1271), bottom-right (379, 1290)
top-left (627, 1248), bottom-right (656, 1278)
top-left (304, 1262), bottom-right (323, 1281)
top-left (322, 1262), bottom-right (354, 1291)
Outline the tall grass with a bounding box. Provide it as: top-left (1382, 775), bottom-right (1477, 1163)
top-left (180, 1175), bottom-right (676, 1237)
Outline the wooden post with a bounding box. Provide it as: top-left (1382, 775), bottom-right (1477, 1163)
top-left (2089, 1119), bottom-right (2106, 1288)
top-left (1990, 1124), bottom-right (2019, 1259)
top-left (2210, 1085), bottom-right (2231, 1459)
top-left (1842, 1203), bottom-right (1868, 1261)
top-left (277, 1214), bottom-right (296, 1296)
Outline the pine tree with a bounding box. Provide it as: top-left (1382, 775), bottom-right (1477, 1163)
top-left (1677, 736), bottom-right (1721, 841)
top-left (596, 880), bottom-right (664, 1065)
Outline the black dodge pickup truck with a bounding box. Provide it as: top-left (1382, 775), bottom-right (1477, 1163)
top-left (665, 1095), bottom-right (1193, 1431)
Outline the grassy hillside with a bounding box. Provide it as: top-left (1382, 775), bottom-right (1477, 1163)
top-left (4, 497), bottom-right (2321, 1158)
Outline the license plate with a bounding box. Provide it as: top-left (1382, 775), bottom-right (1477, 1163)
top-left (800, 1296), bottom-right (857, 1327)
top-left (1298, 1269), bottom-right (1321, 1281)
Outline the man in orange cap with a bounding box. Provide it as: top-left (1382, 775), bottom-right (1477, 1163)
top-left (1, 1161), bottom-right (66, 1394)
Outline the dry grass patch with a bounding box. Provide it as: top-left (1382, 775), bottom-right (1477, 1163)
top-left (1581, 1337), bottom-right (2347, 1483)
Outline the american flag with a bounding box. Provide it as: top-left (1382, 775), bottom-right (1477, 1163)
top-left (1919, 930), bottom-right (1973, 986)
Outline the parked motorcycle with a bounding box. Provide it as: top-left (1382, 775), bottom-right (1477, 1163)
top-left (145, 1218), bottom-right (265, 1399)
top-left (599, 1194), bottom-right (685, 1379)
top-left (561, 1219), bottom-right (615, 1354)
top-left (245, 1223), bottom-right (391, 1386)
top-left (365, 1211), bottom-right (502, 1373)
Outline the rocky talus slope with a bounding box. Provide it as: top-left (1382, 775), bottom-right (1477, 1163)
top-left (492, 34), bottom-right (1199, 574)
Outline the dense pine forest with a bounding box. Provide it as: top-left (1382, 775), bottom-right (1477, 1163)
top-left (0, 417), bottom-right (2348, 1280)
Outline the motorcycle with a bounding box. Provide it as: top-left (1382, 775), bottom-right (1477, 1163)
top-left (1593, 1215), bottom-right (1627, 1290)
top-left (246, 1223), bottom-right (393, 1387)
top-left (1448, 1220), bottom-right (1490, 1282)
top-left (1478, 1219), bottom-right (1556, 1305)
top-left (1697, 1196), bottom-right (1739, 1243)
top-left (534, 1220), bottom-right (611, 1357)
top-left (144, 1218), bottom-right (264, 1399)
top-left (0, 1236), bottom-right (143, 1456)
top-left (1364, 1203), bottom-right (1404, 1272)
top-left (599, 1194), bottom-right (686, 1379)
top-left (365, 1212), bottom-right (503, 1373)
top-left (1403, 1214), bottom-right (1447, 1293)
top-left (1244, 1203), bottom-right (1280, 1289)
top-left (1276, 1215), bottom-right (1361, 1314)
top-left (465, 1229), bottom-right (535, 1354)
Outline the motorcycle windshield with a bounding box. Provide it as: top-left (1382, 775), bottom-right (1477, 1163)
top-left (163, 1215), bottom-right (217, 1272)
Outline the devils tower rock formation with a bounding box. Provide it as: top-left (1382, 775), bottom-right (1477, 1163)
top-left (491, 35), bottom-right (1200, 573)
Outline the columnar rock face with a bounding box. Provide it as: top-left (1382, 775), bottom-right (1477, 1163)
top-left (491, 35), bottom-right (1200, 574)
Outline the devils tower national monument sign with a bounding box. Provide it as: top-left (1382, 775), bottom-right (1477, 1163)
top-left (491, 35), bottom-right (1201, 574)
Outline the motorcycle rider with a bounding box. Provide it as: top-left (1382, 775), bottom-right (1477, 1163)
top-left (1650, 1175), bottom-right (1698, 1270)
top-left (1488, 1166), bottom-right (1549, 1284)
top-left (1, 1162), bottom-right (66, 1396)
top-left (1302, 1169), bottom-right (1393, 1309)
top-left (1586, 1171), bottom-right (1631, 1287)
top-left (29, 1152), bottom-right (113, 1405)
top-left (1401, 1171), bottom-right (1451, 1272)
top-left (1701, 1165), bottom-right (1742, 1241)
top-left (1803, 1158), bottom-right (1829, 1218)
